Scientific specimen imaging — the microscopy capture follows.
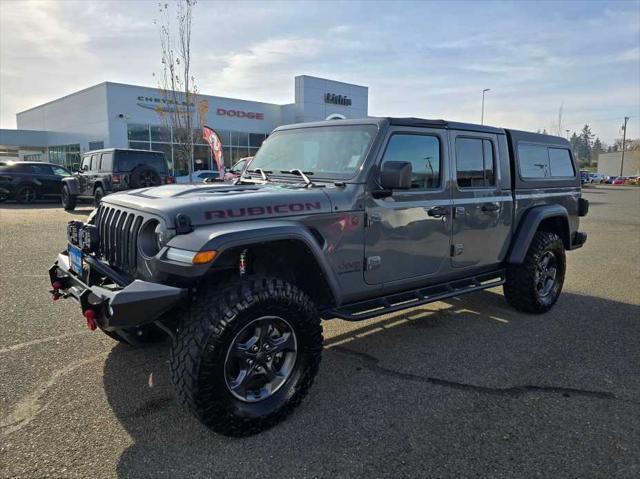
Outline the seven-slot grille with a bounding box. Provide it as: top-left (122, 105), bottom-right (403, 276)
top-left (96, 205), bottom-right (144, 272)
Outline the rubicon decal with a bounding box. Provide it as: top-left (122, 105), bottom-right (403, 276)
top-left (205, 202), bottom-right (322, 220)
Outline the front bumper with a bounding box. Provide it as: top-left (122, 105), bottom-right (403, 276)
top-left (49, 251), bottom-right (186, 331)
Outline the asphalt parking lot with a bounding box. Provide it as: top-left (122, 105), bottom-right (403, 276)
top-left (1, 186), bottom-right (639, 478)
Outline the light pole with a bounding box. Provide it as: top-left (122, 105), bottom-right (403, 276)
top-left (620, 116), bottom-right (630, 176)
top-left (481, 89), bottom-right (490, 125)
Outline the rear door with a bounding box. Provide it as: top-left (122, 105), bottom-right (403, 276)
top-left (449, 131), bottom-right (512, 269)
top-left (29, 164), bottom-right (59, 195)
top-left (364, 128), bottom-right (452, 284)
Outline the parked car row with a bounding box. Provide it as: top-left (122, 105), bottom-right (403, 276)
top-left (0, 150), bottom-right (254, 206)
top-left (579, 171), bottom-right (640, 186)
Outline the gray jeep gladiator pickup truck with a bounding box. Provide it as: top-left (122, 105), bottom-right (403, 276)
top-left (49, 117), bottom-right (588, 436)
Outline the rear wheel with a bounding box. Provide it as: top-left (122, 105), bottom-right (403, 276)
top-left (504, 231), bottom-right (566, 313)
top-left (61, 185), bottom-right (77, 211)
top-left (16, 185), bottom-right (37, 204)
top-left (170, 277), bottom-right (323, 436)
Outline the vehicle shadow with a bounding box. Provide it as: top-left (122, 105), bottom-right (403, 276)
top-left (103, 290), bottom-right (640, 478)
top-left (0, 202), bottom-right (94, 215)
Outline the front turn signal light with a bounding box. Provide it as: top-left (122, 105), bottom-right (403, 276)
top-left (192, 250), bottom-right (217, 264)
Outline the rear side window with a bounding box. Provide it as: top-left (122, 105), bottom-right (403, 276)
top-left (518, 144), bottom-right (549, 178)
top-left (382, 134), bottom-right (441, 189)
top-left (518, 144), bottom-right (575, 179)
top-left (31, 164), bottom-right (54, 175)
top-left (455, 137), bottom-right (495, 188)
top-left (100, 152), bottom-right (113, 171)
top-left (90, 155), bottom-right (99, 171)
top-left (548, 148), bottom-right (575, 177)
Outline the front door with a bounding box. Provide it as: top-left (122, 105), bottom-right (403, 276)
top-left (449, 131), bottom-right (512, 269)
top-left (364, 129), bottom-right (452, 285)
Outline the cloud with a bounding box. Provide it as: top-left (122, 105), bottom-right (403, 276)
top-left (0, 0), bottom-right (638, 144)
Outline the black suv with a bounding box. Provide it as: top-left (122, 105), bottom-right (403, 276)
top-left (61, 148), bottom-right (172, 210)
top-left (0, 161), bottom-right (72, 203)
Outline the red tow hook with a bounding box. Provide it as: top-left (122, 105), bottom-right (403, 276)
top-left (84, 309), bottom-right (97, 331)
top-left (51, 281), bottom-right (63, 301)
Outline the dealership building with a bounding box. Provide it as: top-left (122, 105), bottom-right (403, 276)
top-left (0, 75), bottom-right (368, 173)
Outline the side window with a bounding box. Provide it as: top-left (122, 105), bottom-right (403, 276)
top-left (81, 156), bottom-right (91, 171)
top-left (382, 134), bottom-right (441, 189)
top-left (51, 166), bottom-right (71, 176)
top-left (100, 153), bottom-right (113, 172)
top-left (518, 144), bottom-right (549, 178)
top-left (548, 148), bottom-right (575, 177)
top-left (90, 154), bottom-right (99, 171)
top-left (30, 164), bottom-right (54, 175)
top-left (456, 137), bottom-right (495, 188)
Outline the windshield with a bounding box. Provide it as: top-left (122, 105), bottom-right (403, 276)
top-left (115, 151), bottom-right (168, 173)
top-left (249, 124), bottom-right (378, 179)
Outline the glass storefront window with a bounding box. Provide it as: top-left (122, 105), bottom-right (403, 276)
top-left (129, 141), bottom-right (151, 150)
top-left (249, 133), bottom-right (265, 148)
top-left (151, 126), bottom-right (171, 142)
top-left (48, 144), bottom-right (80, 169)
top-left (127, 124), bottom-right (150, 141)
top-left (151, 143), bottom-right (172, 167)
top-left (193, 145), bottom-right (212, 170)
top-left (231, 131), bottom-right (248, 147)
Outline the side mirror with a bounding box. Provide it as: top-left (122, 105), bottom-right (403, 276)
top-left (82, 165), bottom-right (89, 171)
top-left (380, 161), bottom-right (412, 190)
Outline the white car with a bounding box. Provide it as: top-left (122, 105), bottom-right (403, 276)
top-left (175, 169), bottom-right (221, 183)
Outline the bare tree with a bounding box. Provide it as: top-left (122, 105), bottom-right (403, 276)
top-left (154, 0), bottom-right (198, 180)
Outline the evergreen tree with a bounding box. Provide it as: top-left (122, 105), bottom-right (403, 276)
top-left (577, 124), bottom-right (594, 165)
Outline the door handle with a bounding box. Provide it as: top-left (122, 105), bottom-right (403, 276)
top-left (426, 206), bottom-right (449, 217)
top-left (481, 202), bottom-right (500, 212)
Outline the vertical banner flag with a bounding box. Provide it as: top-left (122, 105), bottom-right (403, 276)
top-left (203, 125), bottom-right (224, 178)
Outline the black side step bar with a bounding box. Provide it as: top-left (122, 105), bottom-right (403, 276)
top-left (325, 270), bottom-right (505, 321)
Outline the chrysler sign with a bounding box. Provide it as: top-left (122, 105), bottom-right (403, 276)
top-left (216, 108), bottom-right (264, 120)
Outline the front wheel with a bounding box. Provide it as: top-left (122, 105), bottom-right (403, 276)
top-left (504, 231), bottom-right (566, 314)
top-left (170, 278), bottom-right (323, 436)
top-left (94, 186), bottom-right (104, 206)
top-left (61, 185), bottom-right (77, 211)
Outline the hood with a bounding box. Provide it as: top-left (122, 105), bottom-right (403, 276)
top-left (101, 183), bottom-right (333, 227)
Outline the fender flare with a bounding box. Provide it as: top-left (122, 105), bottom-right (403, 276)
top-left (507, 205), bottom-right (570, 264)
top-left (61, 177), bottom-right (80, 196)
top-left (166, 220), bottom-right (341, 305)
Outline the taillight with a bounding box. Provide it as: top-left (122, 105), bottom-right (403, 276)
top-left (111, 174), bottom-right (120, 184)
top-left (165, 176), bottom-right (175, 184)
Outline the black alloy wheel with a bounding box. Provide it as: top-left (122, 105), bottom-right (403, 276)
top-left (224, 315), bottom-right (298, 403)
top-left (535, 251), bottom-right (558, 298)
top-left (16, 185), bottom-right (36, 204)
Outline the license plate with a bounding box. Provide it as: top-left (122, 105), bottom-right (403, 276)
top-left (68, 243), bottom-right (84, 277)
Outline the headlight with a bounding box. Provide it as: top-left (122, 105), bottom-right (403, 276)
top-left (154, 222), bottom-right (176, 249)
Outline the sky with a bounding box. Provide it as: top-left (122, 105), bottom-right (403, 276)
top-left (0, 0), bottom-right (638, 143)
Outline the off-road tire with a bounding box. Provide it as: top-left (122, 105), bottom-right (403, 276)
top-left (504, 231), bottom-right (566, 314)
top-left (16, 185), bottom-right (37, 204)
top-left (94, 186), bottom-right (104, 207)
top-left (61, 184), bottom-right (77, 211)
top-left (170, 277), bottom-right (323, 436)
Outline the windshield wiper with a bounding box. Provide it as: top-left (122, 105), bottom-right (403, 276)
top-left (281, 169), bottom-right (314, 186)
top-left (247, 168), bottom-right (271, 181)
